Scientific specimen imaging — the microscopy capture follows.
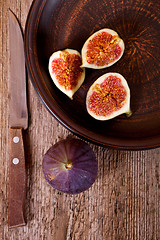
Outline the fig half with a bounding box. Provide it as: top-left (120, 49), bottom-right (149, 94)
top-left (81, 28), bottom-right (125, 69)
top-left (42, 139), bottom-right (98, 194)
top-left (49, 49), bottom-right (85, 99)
top-left (86, 73), bottom-right (131, 120)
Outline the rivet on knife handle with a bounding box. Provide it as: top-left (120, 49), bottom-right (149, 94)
top-left (8, 128), bottom-right (26, 228)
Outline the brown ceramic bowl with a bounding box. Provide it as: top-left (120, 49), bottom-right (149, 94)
top-left (25, 0), bottom-right (160, 149)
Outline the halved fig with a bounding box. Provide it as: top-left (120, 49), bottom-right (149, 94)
top-left (81, 29), bottom-right (125, 69)
top-left (86, 73), bottom-right (131, 120)
top-left (42, 138), bottom-right (98, 194)
top-left (49, 49), bottom-right (85, 99)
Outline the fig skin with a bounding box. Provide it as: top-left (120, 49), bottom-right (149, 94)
top-left (86, 72), bottom-right (131, 120)
top-left (42, 139), bottom-right (98, 194)
top-left (48, 49), bottom-right (85, 99)
top-left (81, 28), bottom-right (125, 69)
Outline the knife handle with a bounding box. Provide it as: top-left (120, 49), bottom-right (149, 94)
top-left (8, 127), bottom-right (26, 228)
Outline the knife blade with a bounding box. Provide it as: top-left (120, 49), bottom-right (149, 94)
top-left (8, 9), bottom-right (28, 228)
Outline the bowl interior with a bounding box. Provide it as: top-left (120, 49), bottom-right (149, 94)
top-left (25, 0), bottom-right (160, 149)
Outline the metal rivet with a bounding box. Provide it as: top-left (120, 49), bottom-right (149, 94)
top-left (13, 136), bottom-right (19, 143)
top-left (12, 158), bottom-right (19, 165)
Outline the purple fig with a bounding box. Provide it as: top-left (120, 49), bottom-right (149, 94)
top-left (42, 138), bottom-right (98, 194)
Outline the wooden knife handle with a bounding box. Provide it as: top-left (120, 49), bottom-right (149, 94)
top-left (8, 127), bottom-right (26, 228)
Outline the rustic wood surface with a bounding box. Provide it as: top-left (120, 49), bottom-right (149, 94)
top-left (0, 0), bottom-right (159, 239)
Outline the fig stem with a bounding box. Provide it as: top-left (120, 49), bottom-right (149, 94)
top-left (65, 163), bottom-right (73, 169)
top-left (126, 108), bottom-right (132, 117)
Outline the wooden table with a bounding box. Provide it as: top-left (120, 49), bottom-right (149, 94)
top-left (0, 0), bottom-right (159, 239)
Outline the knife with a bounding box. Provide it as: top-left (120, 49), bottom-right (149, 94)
top-left (8, 9), bottom-right (28, 228)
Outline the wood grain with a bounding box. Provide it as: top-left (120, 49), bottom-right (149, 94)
top-left (0, 0), bottom-right (159, 239)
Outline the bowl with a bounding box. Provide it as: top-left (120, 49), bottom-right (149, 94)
top-left (25, 0), bottom-right (160, 149)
